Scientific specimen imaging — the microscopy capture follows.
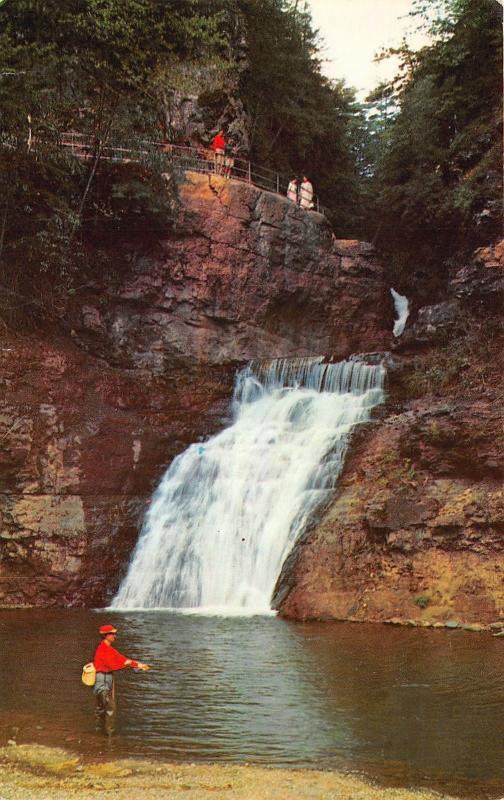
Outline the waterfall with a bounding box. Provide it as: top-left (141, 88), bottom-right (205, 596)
top-left (390, 288), bottom-right (410, 337)
top-left (112, 357), bottom-right (385, 614)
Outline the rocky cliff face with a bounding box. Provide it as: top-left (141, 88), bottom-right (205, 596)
top-left (66, 172), bottom-right (392, 368)
top-left (275, 241), bottom-right (504, 627)
top-left (3, 170), bottom-right (500, 624)
top-left (0, 172), bottom-right (393, 607)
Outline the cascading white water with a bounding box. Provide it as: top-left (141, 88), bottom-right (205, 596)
top-left (112, 357), bottom-right (385, 614)
top-left (390, 287), bottom-right (410, 337)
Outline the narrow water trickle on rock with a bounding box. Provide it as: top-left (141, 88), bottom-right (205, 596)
top-left (390, 288), bottom-right (410, 337)
top-left (112, 358), bottom-right (385, 613)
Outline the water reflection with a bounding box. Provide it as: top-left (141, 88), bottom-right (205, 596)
top-left (0, 609), bottom-right (503, 797)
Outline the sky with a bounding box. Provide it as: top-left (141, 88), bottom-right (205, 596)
top-left (306, 0), bottom-right (431, 100)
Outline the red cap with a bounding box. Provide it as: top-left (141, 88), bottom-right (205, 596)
top-left (99, 624), bottom-right (117, 634)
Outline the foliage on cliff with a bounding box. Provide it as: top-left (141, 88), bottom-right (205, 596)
top-left (364, 0), bottom-right (502, 297)
top-left (0, 0), bottom-right (229, 325)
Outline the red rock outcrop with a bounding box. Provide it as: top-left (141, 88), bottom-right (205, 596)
top-left (275, 396), bottom-right (504, 625)
top-left (0, 172), bottom-right (393, 607)
top-left (66, 173), bottom-right (393, 368)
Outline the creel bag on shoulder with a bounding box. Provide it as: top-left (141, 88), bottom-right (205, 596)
top-left (81, 661), bottom-right (96, 686)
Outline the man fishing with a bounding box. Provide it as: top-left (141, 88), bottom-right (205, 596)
top-left (93, 623), bottom-right (150, 735)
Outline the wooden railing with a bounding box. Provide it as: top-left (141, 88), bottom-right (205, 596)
top-left (59, 132), bottom-right (326, 215)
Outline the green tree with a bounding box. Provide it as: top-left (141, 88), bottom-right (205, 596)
top-left (365, 0), bottom-right (502, 297)
top-left (238, 0), bottom-right (365, 231)
top-left (0, 0), bottom-right (232, 325)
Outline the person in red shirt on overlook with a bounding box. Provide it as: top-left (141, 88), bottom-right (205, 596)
top-left (93, 623), bottom-right (150, 735)
top-left (211, 129), bottom-right (226, 175)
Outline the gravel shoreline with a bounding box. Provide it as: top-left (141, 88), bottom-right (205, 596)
top-left (0, 744), bottom-right (462, 800)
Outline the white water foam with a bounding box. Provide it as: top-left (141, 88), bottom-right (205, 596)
top-left (112, 357), bottom-right (385, 613)
top-left (390, 288), bottom-right (409, 337)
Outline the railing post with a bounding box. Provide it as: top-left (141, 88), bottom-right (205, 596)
top-left (56, 134), bottom-right (324, 209)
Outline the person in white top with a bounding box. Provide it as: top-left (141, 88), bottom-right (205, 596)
top-left (286, 176), bottom-right (298, 203)
top-left (299, 176), bottom-right (314, 209)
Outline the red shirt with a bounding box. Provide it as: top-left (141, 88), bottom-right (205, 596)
top-left (211, 134), bottom-right (225, 151)
top-left (93, 640), bottom-right (138, 672)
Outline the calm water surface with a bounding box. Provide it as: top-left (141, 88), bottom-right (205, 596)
top-left (0, 609), bottom-right (503, 797)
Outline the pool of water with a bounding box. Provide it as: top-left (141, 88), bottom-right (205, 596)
top-left (0, 609), bottom-right (503, 797)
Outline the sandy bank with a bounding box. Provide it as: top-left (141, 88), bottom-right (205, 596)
top-left (0, 743), bottom-right (460, 800)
